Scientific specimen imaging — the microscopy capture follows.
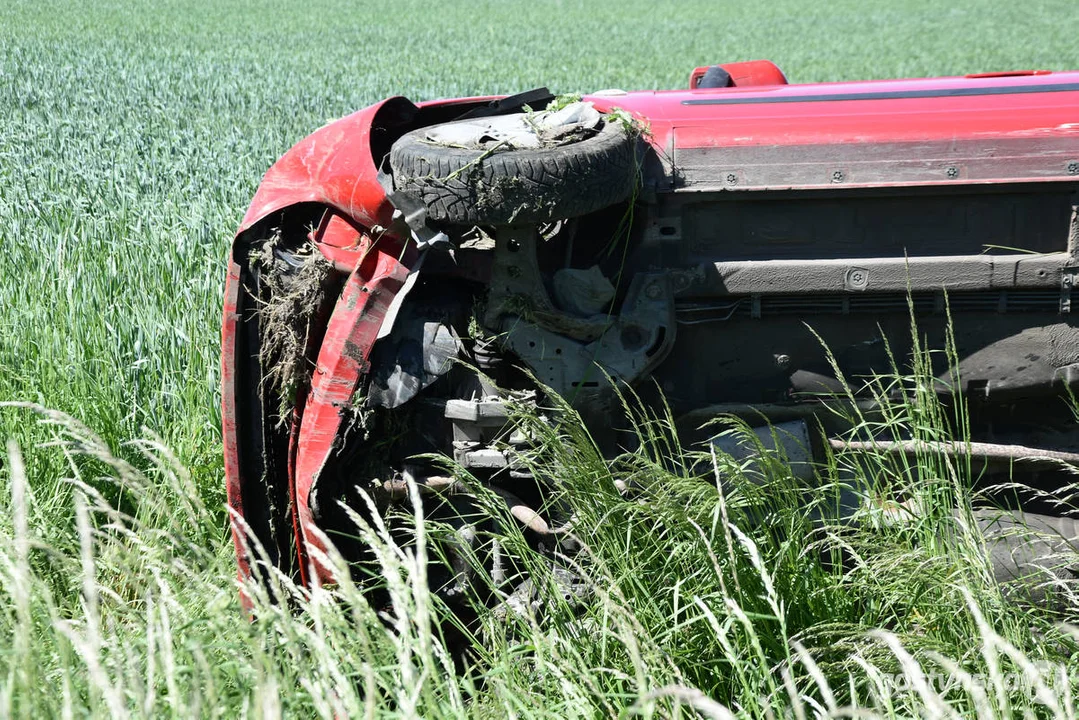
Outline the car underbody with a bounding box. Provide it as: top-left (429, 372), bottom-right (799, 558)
top-left (223, 61), bottom-right (1079, 612)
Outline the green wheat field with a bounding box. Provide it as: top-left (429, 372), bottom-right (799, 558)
top-left (2, 0), bottom-right (1079, 716)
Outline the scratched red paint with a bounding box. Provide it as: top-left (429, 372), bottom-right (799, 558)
top-left (220, 254), bottom-right (254, 607)
top-left (291, 242), bottom-right (414, 585)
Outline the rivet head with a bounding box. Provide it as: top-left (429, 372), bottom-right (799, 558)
top-left (774, 354), bottom-right (791, 369)
top-left (1067, 161), bottom-right (1079, 176)
top-left (831, 170), bottom-right (845, 183)
top-left (946, 166), bottom-right (959, 179)
top-left (645, 283), bottom-right (663, 299)
top-left (725, 173), bottom-right (738, 185)
top-left (846, 267), bottom-right (870, 290)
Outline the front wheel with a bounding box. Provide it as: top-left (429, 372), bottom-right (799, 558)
top-left (388, 110), bottom-right (639, 225)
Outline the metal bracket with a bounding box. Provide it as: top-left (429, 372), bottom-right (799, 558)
top-left (445, 393), bottom-right (534, 469)
top-left (379, 167), bottom-right (451, 251)
top-left (1061, 267), bottom-right (1079, 313)
top-left (485, 224), bottom-right (611, 342)
top-left (499, 272), bottom-right (676, 398)
top-left (482, 224), bottom-right (677, 400)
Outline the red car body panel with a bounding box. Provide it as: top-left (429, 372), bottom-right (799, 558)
top-left (235, 99), bottom-right (398, 237)
top-left (223, 66), bottom-right (1079, 587)
top-left (236, 95), bottom-right (502, 239)
top-left (240, 71), bottom-right (1079, 237)
top-left (594, 72), bottom-right (1079, 145)
top-left (589, 72), bottom-right (1079, 192)
top-left (221, 255), bottom-right (249, 587)
top-left (223, 208), bottom-right (414, 587)
top-left (291, 237), bottom-right (414, 586)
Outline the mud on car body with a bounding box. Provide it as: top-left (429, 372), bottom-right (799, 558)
top-left (223, 61), bottom-right (1079, 610)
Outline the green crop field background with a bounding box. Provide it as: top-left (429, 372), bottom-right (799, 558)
top-left (2, 0), bottom-right (1078, 517)
top-left (2, 1), bottom-right (1079, 717)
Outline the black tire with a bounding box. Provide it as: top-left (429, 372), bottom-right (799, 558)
top-left (389, 118), bottom-right (638, 225)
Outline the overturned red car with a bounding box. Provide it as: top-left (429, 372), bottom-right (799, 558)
top-left (223, 61), bottom-right (1079, 605)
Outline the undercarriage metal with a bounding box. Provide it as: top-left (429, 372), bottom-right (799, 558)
top-left (484, 225), bottom-right (676, 398)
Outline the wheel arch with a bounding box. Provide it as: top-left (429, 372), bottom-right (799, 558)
top-left (223, 203), bottom-right (420, 594)
top-left (236, 96), bottom-right (501, 237)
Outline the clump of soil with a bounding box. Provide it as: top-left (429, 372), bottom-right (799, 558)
top-left (250, 231), bottom-right (334, 427)
top-left (472, 174), bottom-right (548, 223)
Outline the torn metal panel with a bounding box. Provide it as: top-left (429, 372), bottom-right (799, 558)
top-left (368, 317), bottom-right (462, 409)
top-left (552, 265), bottom-right (616, 317)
